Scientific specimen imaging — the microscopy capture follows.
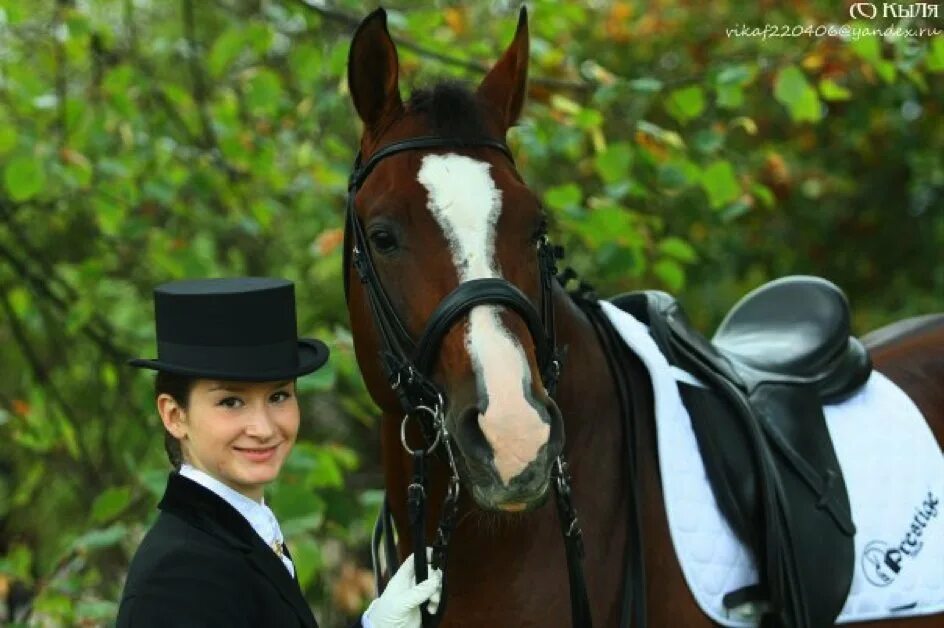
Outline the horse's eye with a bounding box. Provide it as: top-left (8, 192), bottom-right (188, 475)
top-left (368, 228), bottom-right (398, 254)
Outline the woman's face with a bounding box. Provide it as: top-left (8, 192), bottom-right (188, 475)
top-left (159, 379), bottom-right (299, 501)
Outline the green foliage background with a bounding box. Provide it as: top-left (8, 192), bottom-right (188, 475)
top-left (0, 0), bottom-right (941, 625)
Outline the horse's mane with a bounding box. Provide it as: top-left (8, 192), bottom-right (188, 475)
top-left (406, 81), bottom-right (489, 140)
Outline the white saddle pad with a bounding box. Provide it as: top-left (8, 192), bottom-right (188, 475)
top-left (599, 301), bottom-right (944, 626)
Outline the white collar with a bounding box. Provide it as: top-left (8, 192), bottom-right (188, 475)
top-left (178, 463), bottom-right (283, 550)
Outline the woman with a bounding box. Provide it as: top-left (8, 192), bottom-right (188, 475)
top-left (117, 277), bottom-right (441, 627)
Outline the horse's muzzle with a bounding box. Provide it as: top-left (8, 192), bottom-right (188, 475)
top-left (451, 399), bottom-right (563, 512)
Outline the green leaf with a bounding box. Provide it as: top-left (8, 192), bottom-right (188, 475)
top-left (716, 64), bottom-right (755, 86)
top-left (0, 544), bottom-right (33, 580)
top-left (773, 66), bottom-right (822, 122)
top-left (208, 26), bottom-right (245, 78)
top-left (92, 195), bottom-right (125, 237)
top-left (574, 108), bottom-right (603, 130)
top-left (3, 154), bottom-right (46, 201)
top-left (245, 21), bottom-right (274, 54)
top-left (657, 159), bottom-right (701, 189)
top-left (658, 237), bottom-right (697, 263)
top-left (544, 183), bottom-right (583, 211)
top-left (138, 469), bottom-right (169, 499)
top-left (716, 84), bottom-right (744, 110)
top-left (636, 120), bottom-right (685, 149)
top-left (664, 86), bottom-right (705, 124)
top-left (875, 60), bottom-right (896, 83)
top-left (90, 486), bottom-right (133, 524)
top-left (289, 43), bottom-right (324, 81)
top-left (289, 536), bottom-right (322, 591)
top-left (927, 36), bottom-right (944, 72)
top-left (850, 33), bottom-right (881, 64)
top-left (0, 126), bottom-right (17, 155)
top-left (654, 258), bottom-right (685, 291)
top-left (752, 183), bottom-right (776, 208)
top-left (594, 142), bottom-right (633, 184)
top-left (692, 129), bottom-right (724, 155)
top-left (700, 160), bottom-right (740, 208)
top-left (818, 78), bottom-right (851, 101)
top-left (720, 198), bottom-right (752, 222)
top-left (75, 600), bottom-right (118, 622)
top-left (280, 513), bottom-right (324, 537)
top-left (72, 524), bottom-right (128, 551)
top-left (245, 69), bottom-right (283, 117)
top-left (270, 483), bottom-right (325, 521)
top-left (627, 77), bottom-right (663, 93)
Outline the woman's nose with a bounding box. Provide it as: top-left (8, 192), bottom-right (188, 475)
top-left (244, 407), bottom-right (277, 439)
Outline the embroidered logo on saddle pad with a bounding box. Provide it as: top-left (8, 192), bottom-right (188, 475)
top-left (862, 491), bottom-right (940, 587)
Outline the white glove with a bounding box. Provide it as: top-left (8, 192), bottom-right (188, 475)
top-left (363, 549), bottom-right (443, 628)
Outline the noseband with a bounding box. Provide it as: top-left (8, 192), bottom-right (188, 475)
top-left (345, 136), bottom-right (592, 628)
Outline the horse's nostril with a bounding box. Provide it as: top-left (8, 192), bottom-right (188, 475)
top-left (453, 404), bottom-right (493, 466)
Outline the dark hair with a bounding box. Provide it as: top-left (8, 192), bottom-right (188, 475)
top-left (407, 81), bottom-right (489, 140)
top-left (154, 371), bottom-right (194, 470)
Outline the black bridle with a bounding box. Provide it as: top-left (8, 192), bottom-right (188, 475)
top-left (344, 135), bottom-right (595, 627)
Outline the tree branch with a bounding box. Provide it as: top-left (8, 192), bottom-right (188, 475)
top-left (181, 0), bottom-right (216, 149)
top-left (180, 0), bottom-right (246, 181)
top-left (292, 1), bottom-right (594, 92)
top-left (0, 288), bottom-right (97, 475)
top-left (0, 229), bottom-right (127, 362)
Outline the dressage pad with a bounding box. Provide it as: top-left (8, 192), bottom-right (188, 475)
top-left (599, 301), bottom-right (944, 626)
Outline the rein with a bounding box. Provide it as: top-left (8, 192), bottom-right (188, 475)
top-left (346, 136), bottom-right (642, 627)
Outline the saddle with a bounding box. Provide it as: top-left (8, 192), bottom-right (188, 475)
top-left (611, 276), bottom-right (872, 628)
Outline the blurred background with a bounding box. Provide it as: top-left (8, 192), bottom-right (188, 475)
top-left (0, 0), bottom-right (941, 625)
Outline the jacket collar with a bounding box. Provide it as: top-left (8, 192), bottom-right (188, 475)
top-left (158, 472), bottom-right (315, 626)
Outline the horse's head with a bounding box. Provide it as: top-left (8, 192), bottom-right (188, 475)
top-left (345, 8), bottom-right (564, 513)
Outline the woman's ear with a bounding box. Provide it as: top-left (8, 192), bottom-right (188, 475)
top-left (157, 393), bottom-right (188, 440)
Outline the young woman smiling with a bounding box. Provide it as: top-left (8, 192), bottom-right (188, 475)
top-left (117, 277), bottom-right (441, 628)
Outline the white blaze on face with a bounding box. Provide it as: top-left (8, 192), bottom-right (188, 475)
top-left (417, 153), bottom-right (549, 487)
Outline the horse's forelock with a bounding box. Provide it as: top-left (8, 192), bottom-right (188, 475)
top-left (407, 81), bottom-right (490, 140)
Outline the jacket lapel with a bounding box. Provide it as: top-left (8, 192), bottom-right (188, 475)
top-left (158, 472), bottom-right (316, 627)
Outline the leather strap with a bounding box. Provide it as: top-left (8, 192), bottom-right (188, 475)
top-left (414, 278), bottom-right (552, 377)
top-left (580, 297), bottom-right (647, 628)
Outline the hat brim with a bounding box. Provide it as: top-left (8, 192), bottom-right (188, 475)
top-left (128, 338), bottom-right (330, 382)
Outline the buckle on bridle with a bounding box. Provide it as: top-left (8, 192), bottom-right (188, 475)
top-left (390, 365), bottom-right (417, 390)
top-left (400, 404), bottom-right (443, 455)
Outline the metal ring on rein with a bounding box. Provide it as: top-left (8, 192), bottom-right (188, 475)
top-left (400, 405), bottom-right (443, 455)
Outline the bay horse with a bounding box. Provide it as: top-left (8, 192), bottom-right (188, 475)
top-left (343, 8), bottom-right (944, 627)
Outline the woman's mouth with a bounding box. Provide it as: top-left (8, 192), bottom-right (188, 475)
top-left (234, 444), bottom-right (279, 463)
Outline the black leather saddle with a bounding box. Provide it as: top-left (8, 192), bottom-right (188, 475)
top-left (611, 276), bottom-right (872, 628)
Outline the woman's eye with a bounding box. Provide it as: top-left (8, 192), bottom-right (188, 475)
top-left (368, 229), bottom-right (398, 254)
top-left (270, 391), bottom-right (292, 403)
top-left (218, 397), bottom-right (243, 409)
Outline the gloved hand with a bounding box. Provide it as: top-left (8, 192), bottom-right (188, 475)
top-left (363, 549), bottom-right (442, 628)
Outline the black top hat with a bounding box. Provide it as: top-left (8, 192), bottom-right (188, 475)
top-left (129, 277), bottom-right (329, 381)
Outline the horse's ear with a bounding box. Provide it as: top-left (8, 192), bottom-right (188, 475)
top-left (348, 8), bottom-right (402, 133)
top-left (476, 7), bottom-right (529, 133)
